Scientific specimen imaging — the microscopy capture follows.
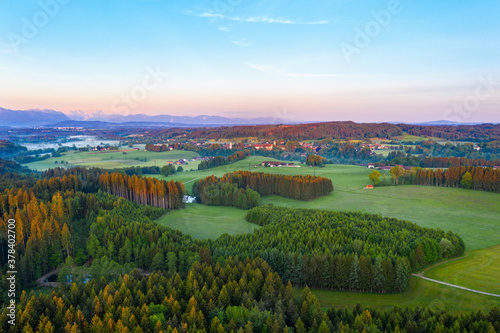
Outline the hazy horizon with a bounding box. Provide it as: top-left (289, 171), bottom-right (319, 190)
top-left (1, 0), bottom-right (499, 123)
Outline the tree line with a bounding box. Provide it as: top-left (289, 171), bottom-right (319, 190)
top-left (99, 172), bottom-right (186, 209)
top-left (198, 151), bottom-right (249, 170)
top-left (421, 156), bottom-right (500, 168)
top-left (378, 165), bottom-right (500, 193)
top-left (137, 121), bottom-right (500, 142)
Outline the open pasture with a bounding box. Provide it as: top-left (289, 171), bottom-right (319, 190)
top-left (24, 149), bottom-right (201, 171)
top-left (156, 203), bottom-right (260, 240)
top-left (156, 156), bottom-right (500, 250)
top-left (295, 276), bottom-right (500, 313)
top-left (425, 245), bottom-right (500, 295)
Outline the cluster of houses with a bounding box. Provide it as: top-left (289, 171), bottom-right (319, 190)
top-left (360, 143), bottom-right (390, 151)
top-left (165, 159), bottom-right (188, 165)
top-left (367, 163), bottom-right (413, 171)
top-left (261, 161), bottom-right (297, 167)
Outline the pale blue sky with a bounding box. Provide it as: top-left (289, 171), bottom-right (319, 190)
top-left (0, 0), bottom-right (499, 122)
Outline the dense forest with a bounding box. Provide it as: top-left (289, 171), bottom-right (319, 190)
top-left (211, 206), bottom-right (465, 293)
top-left (0, 176), bottom-right (201, 296)
top-left (137, 122), bottom-right (500, 142)
top-left (1, 262), bottom-right (498, 332)
top-left (0, 141), bottom-right (27, 157)
top-left (380, 166), bottom-right (500, 192)
top-left (193, 171), bottom-right (333, 208)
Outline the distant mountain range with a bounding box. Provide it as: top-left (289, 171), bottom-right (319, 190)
top-left (0, 108), bottom-right (71, 127)
top-left (0, 108), bottom-right (497, 128)
top-left (0, 108), bottom-right (295, 128)
top-left (410, 120), bottom-right (494, 126)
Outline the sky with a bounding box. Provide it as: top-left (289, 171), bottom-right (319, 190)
top-left (0, 0), bottom-right (499, 123)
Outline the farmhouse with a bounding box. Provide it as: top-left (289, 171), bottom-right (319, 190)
top-left (367, 164), bottom-right (375, 169)
top-left (261, 161), bottom-right (295, 167)
top-left (254, 144), bottom-right (273, 151)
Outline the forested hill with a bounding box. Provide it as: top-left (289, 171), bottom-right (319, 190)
top-left (147, 122), bottom-right (500, 141)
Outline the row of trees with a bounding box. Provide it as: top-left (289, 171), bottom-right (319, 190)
top-left (99, 172), bottom-right (186, 209)
top-left (421, 156), bottom-right (500, 168)
top-left (198, 151), bottom-right (249, 170)
top-left (145, 143), bottom-right (172, 152)
top-left (378, 166), bottom-right (500, 192)
top-left (210, 206), bottom-right (465, 293)
top-left (140, 121), bottom-right (500, 142)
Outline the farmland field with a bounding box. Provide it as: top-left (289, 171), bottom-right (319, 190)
top-left (24, 149), bottom-right (201, 171)
top-left (294, 275), bottom-right (500, 313)
top-left (156, 203), bottom-right (260, 239)
top-left (156, 156), bottom-right (500, 250)
top-left (425, 245), bottom-right (500, 295)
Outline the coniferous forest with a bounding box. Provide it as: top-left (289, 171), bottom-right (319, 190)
top-left (198, 151), bottom-right (250, 171)
top-left (213, 206), bottom-right (465, 293)
top-left (0, 160), bottom-right (498, 332)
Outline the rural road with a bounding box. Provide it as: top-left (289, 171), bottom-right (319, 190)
top-left (412, 274), bottom-right (500, 298)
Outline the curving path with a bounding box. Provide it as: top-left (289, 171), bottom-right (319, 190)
top-left (412, 273), bottom-right (500, 298)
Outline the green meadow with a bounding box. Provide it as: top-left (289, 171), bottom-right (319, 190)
top-left (294, 276), bottom-right (500, 313)
top-left (24, 149), bottom-right (201, 171)
top-left (156, 203), bottom-right (260, 240)
top-left (156, 156), bottom-right (500, 251)
top-left (425, 245), bottom-right (500, 295)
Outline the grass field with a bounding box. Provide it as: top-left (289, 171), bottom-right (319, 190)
top-left (156, 156), bottom-right (500, 250)
top-left (393, 133), bottom-right (443, 142)
top-left (156, 203), bottom-right (260, 239)
top-left (24, 149), bottom-right (201, 171)
top-left (425, 245), bottom-right (500, 295)
top-left (294, 276), bottom-right (500, 313)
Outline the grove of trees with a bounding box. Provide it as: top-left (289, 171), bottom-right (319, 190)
top-left (193, 171), bottom-right (334, 208)
top-left (384, 166), bottom-right (500, 193)
top-left (198, 151), bottom-right (249, 170)
top-left (99, 172), bottom-right (186, 209)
